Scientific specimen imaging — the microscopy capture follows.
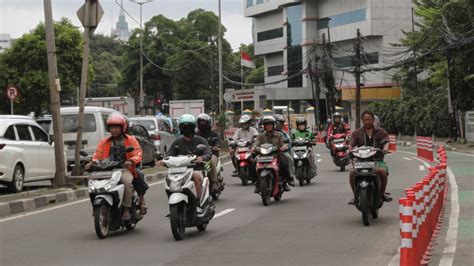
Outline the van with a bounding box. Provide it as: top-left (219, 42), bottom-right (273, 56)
top-left (50, 106), bottom-right (118, 170)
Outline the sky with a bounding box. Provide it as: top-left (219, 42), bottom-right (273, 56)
top-left (0, 0), bottom-right (253, 51)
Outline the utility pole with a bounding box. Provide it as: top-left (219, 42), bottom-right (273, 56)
top-left (218, 0), bottom-right (223, 114)
top-left (44, 0), bottom-right (66, 185)
top-left (75, 0), bottom-right (103, 176)
top-left (446, 49), bottom-right (458, 141)
top-left (354, 29), bottom-right (362, 129)
top-left (411, 8), bottom-right (418, 96)
top-left (309, 45), bottom-right (320, 128)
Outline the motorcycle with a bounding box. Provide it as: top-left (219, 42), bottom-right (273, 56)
top-left (292, 138), bottom-right (316, 186)
top-left (330, 133), bottom-right (350, 171)
top-left (255, 143), bottom-right (284, 206)
top-left (350, 146), bottom-right (386, 226)
top-left (163, 144), bottom-right (215, 241)
top-left (84, 147), bottom-right (144, 239)
top-left (230, 138), bottom-right (256, 186)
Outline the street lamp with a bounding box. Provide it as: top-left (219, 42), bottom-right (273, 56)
top-left (130, 0), bottom-right (154, 115)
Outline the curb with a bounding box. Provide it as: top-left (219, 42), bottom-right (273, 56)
top-left (0, 155), bottom-right (230, 219)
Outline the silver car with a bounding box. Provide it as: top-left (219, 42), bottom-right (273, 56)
top-left (129, 116), bottom-right (175, 156)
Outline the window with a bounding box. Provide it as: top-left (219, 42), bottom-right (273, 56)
top-left (287, 4), bottom-right (302, 46)
top-left (3, 126), bottom-right (16, 140)
top-left (31, 126), bottom-right (49, 142)
top-left (158, 120), bottom-right (172, 133)
top-left (130, 120), bottom-right (156, 131)
top-left (317, 9), bottom-right (366, 29)
top-left (287, 46), bottom-right (303, 88)
top-left (128, 125), bottom-right (148, 138)
top-left (16, 125), bottom-right (32, 141)
top-left (267, 65), bottom-right (284, 76)
top-left (257, 28), bottom-right (283, 42)
top-left (333, 52), bottom-right (379, 68)
top-left (256, 0), bottom-right (264, 4)
top-left (246, 0), bottom-right (253, 7)
top-left (62, 114), bottom-right (97, 133)
top-left (362, 52), bottom-right (379, 65)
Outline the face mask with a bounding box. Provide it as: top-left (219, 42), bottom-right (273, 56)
top-left (180, 125), bottom-right (195, 137)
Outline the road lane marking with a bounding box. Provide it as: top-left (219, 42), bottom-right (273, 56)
top-left (419, 165), bottom-right (426, 171)
top-left (316, 154), bottom-right (321, 157)
top-left (317, 159), bottom-right (322, 163)
top-left (411, 156), bottom-right (431, 168)
top-left (0, 161), bottom-right (235, 223)
top-left (214, 208), bottom-right (235, 219)
top-left (388, 248), bottom-right (400, 266)
top-left (403, 157), bottom-right (412, 161)
top-left (439, 167), bottom-right (459, 266)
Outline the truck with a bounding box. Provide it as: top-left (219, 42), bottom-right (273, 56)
top-left (169, 99), bottom-right (205, 119)
top-left (85, 96), bottom-right (135, 117)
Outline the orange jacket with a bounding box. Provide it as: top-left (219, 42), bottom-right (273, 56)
top-left (92, 134), bottom-right (142, 166)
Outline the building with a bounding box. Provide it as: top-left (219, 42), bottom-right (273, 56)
top-left (244, 0), bottom-right (414, 128)
top-left (0, 34), bottom-right (12, 53)
top-left (112, 8), bottom-right (130, 42)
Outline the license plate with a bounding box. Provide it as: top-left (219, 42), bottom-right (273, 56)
top-left (237, 147), bottom-right (249, 152)
top-left (257, 156), bottom-right (273, 163)
top-left (354, 161), bottom-right (375, 169)
top-left (168, 167), bottom-right (188, 174)
top-left (293, 146), bottom-right (307, 151)
top-left (333, 139), bottom-right (344, 143)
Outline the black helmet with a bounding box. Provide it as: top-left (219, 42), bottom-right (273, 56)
top-left (262, 116), bottom-right (276, 126)
top-left (296, 117), bottom-right (307, 127)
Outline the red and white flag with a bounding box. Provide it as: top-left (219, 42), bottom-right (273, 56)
top-left (241, 51), bottom-right (256, 69)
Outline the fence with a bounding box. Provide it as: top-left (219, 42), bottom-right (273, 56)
top-left (399, 146), bottom-right (448, 266)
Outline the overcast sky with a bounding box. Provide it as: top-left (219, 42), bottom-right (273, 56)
top-left (0, 0), bottom-right (253, 50)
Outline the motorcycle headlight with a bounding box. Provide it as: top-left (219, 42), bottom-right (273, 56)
top-left (169, 181), bottom-right (181, 191)
top-left (301, 152), bottom-right (308, 159)
top-left (104, 183), bottom-right (113, 191)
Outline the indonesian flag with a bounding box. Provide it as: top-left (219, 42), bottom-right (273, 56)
top-left (241, 51), bottom-right (256, 69)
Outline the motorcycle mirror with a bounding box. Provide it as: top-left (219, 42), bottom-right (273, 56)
top-left (125, 147), bottom-right (135, 153)
top-left (195, 144), bottom-right (208, 155)
top-left (79, 150), bottom-right (88, 157)
top-left (228, 138), bottom-right (234, 141)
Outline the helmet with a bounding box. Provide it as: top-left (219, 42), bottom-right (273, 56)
top-left (273, 114), bottom-right (285, 123)
top-left (197, 113), bottom-right (212, 129)
top-left (106, 113), bottom-right (128, 133)
top-left (262, 116), bottom-right (276, 126)
top-left (333, 112), bottom-right (342, 118)
top-left (178, 114), bottom-right (197, 137)
top-left (238, 115), bottom-right (251, 124)
top-left (296, 117), bottom-right (307, 127)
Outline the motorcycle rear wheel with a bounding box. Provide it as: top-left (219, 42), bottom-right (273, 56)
top-left (295, 166), bottom-right (305, 186)
top-left (196, 223), bottom-right (207, 231)
top-left (340, 165), bottom-right (346, 171)
top-left (359, 188), bottom-right (372, 226)
top-left (94, 204), bottom-right (111, 239)
top-left (170, 203), bottom-right (186, 240)
top-left (240, 166), bottom-right (249, 186)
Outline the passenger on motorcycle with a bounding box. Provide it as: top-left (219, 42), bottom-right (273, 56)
top-left (348, 110), bottom-right (392, 204)
top-left (327, 112), bottom-right (351, 154)
top-left (85, 113), bottom-right (143, 220)
top-left (274, 114), bottom-right (296, 187)
top-left (157, 114), bottom-right (212, 213)
top-left (291, 117), bottom-right (318, 176)
top-left (196, 113), bottom-right (221, 192)
top-left (230, 115), bottom-right (259, 175)
top-left (252, 116), bottom-right (293, 193)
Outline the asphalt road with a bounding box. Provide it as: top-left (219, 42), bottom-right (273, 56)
top-left (0, 146), bottom-right (432, 266)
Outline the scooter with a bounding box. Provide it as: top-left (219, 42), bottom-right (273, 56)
top-left (84, 147), bottom-right (144, 239)
top-left (350, 146), bottom-right (387, 226)
top-left (330, 133), bottom-right (350, 171)
top-left (292, 138), bottom-right (316, 186)
top-left (230, 138), bottom-right (256, 186)
top-left (163, 144), bottom-right (215, 241)
top-left (255, 143), bottom-right (284, 206)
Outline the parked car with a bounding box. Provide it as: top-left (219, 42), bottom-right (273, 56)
top-left (129, 116), bottom-right (175, 155)
top-left (127, 124), bottom-right (158, 167)
top-left (36, 115), bottom-right (52, 133)
top-left (50, 106), bottom-right (118, 171)
top-left (0, 115), bottom-right (62, 192)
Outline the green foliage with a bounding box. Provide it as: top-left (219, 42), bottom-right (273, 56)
top-left (0, 18), bottom-right (82, 115)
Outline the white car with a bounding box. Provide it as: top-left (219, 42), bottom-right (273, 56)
top-left (0, 115), bottom-right (58, 192)
top-left (129, 116), bottom-right (176, 155)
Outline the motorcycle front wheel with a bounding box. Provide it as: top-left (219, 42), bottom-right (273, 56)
top-left (295, 166), bottom-right (305, 186)
top-left (260, 177), bottom-right (271, 206)
top-left (170, 203), bottom-right (186, 240)
top-left (359, 188), bottom-right (372, 226)
top-left (94, 204), bottom-right (111, 239)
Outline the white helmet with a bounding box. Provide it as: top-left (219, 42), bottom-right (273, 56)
top-left (239, 115), bottom-right (251, 124)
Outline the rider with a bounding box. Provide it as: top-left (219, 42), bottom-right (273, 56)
top-left (196, 113), bottom-right (221, 192)
top-left (327, 112), bottom-right (351, 155)
top-left (291, 117), bottom-right (318, 177)
top-left (85, 113), bottom-right (143, 220)
top-left (157, 114), bottom-right (212, 213)
top-left (252, 116), bottom-right (293, 193)
top-left (274, 114), bottom-right (296, 187)
top-left (348, 110), bottom-right (392, 204)
top-left (230, 115), bottom-right (259, 175)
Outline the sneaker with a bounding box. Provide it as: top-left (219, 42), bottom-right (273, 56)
top-left (231, 172), bottom-right (239, 177)
top-left (348, 198), bottom-right (356, 205)
top-left (232, 170), bottom-right (237, 174)
top-left (287, 180), bottom-right (296, 187)
top-left (382, 195), bottom-right (393, 202)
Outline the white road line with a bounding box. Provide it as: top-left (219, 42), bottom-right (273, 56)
top-left (0, 180), bottom-right (166, 223)
top-left (411, 156), bottom-right (431, 168)
top-left (317, 159), bottom-right (322, 163)
top-left (214, 208), bottom-right (235, 219)
top-left (403, 157), bottom-right (413, 161)
top-left (316, 153), bottom-right (321, 157)
top-left (439, 167), bottom-right (459, 266)
top-left (388, 248), bottom-right (400, 266)
top-left (419, 165), bottom-right (426, 171)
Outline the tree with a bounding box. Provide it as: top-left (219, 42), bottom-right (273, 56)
top-left (0, 18), bottom-right (83, 115)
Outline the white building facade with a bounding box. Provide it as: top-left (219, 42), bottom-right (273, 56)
top-left (0, 34), bottom-right (12, 53)
top-left (244, 0), bottom-right (414, 127)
